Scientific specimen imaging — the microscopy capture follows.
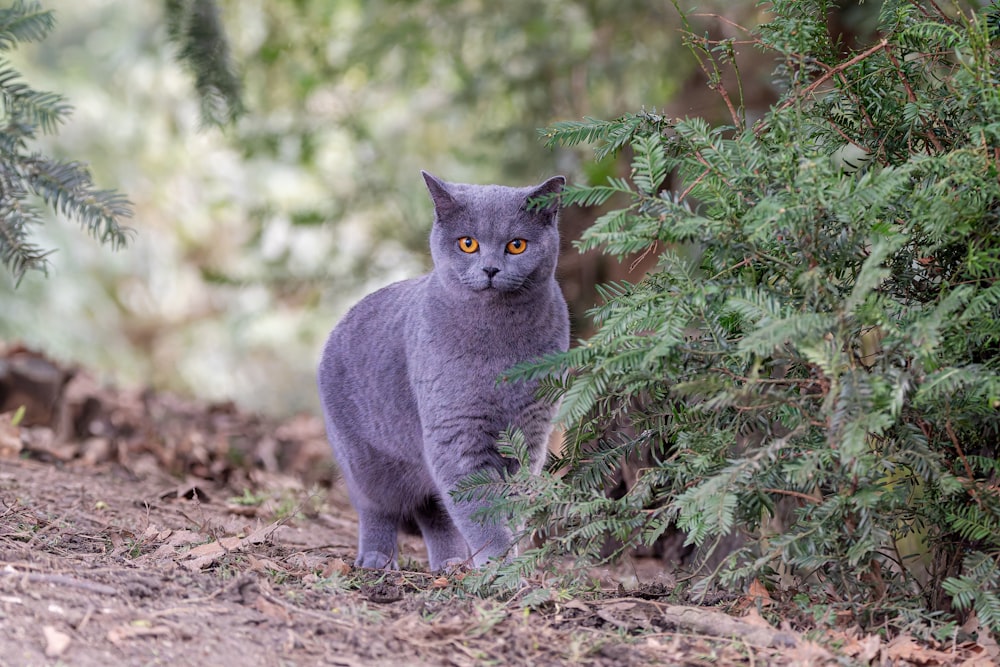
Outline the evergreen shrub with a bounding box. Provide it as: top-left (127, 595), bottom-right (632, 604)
top-left (483, 0), bottom-right (1000, 633)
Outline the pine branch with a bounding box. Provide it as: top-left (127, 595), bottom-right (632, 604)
top-left (754, 39), bottom-right (890, 137)
top-left (0, 1), bottom-right (54, 51)
top-left (20, 156), bottom-right (133, 248)
top-left (164, 0), bottom-right (244, 126)
top-left (0, 187), bottom-right (50, 282)
top-left (0, 64), bottom-right (73, 134)
top-left (0, 2), bottom-right (133, 282)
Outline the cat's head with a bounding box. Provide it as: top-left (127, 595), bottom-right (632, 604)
top-left (422, 171), bottom-right (565, 296)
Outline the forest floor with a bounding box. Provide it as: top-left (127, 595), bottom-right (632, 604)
top-left (0, 345), bottom-right (996, 666)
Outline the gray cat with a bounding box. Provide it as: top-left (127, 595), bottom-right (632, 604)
top-left (318, 171), bottom-right (569, 570)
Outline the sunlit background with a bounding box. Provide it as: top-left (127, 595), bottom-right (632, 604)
top-left (1, 0), bottom-right (782, 415)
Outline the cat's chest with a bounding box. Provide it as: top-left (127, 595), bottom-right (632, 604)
top-left (412, 320), bottom-right (524, 376)
top-left (416, 304), bottom-right (554, 359)
top-left (407, 309), bottom-right (547, 386)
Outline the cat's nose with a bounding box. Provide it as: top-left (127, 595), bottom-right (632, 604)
top-left (483, 267), bottom-right (500, 278)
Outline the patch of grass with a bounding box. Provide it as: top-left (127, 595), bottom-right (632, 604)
top-left (228, 488), bottom-right (268, 506)
top-left (265, 567), bottom-right (289, 585)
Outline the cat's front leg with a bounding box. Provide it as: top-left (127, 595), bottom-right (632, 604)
top-left (446, 499), bottom-right (513, 568)
top-left (426, 448), bottom-right (516, 567)
top-left (355, 506), bottom-right (400, 569)
top-left (413, 496), bottom-right (471, 571)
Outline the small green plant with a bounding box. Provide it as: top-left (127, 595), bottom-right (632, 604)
top-left (273, 496), bottom-right (301, 521)
top-left (474, 0), bottom-right (1000, 635)
top-left (265, 567), bottom-right (289, 585)
top-left (229, 489), bottom-right (268, 506)
top-left (9, 405), bottom-right (25, 426)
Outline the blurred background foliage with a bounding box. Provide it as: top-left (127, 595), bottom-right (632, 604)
top-left (0, 0), bottom-right (775, 414)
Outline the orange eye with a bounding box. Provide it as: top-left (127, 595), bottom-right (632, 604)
top-left (458, 237), bottom-right (479, 253)
top-left (506, 239), bottom-right (527, 255)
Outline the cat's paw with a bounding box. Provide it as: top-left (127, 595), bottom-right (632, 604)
top-left (355, 551), bottom-right (397, 570)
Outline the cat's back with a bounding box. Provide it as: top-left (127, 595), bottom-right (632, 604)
top-left (326, 277), bottom-right (423, 345)
top-left (318, 276), bottom-right (426, 405)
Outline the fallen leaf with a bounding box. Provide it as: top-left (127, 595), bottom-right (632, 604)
top-left (185, 536), bottom-right (241, 559)
top-left (179, 521), bottom-right (283, 570)
top-left (963, 612), bottom-right (1000, 662)
top-left (962, 611), bottom-right (982, 635)
top-left (132, 528), bottom-right (207, 565)
top-left (165, 529), bottom-right (205, 547)
top-left (594, 600), bottom-right (659, 632)
top-left (42, 625), bottom-right (71, 657)
top-left (247, 555), bottom-right (286, 574)
top-left (781, 639), bottom-right (832, 666)
top-left (885, 634), bottom-right (953, 664)
top-left (850, 634), bottom-right (882, 663)
top-left (833, 609), bottom-right (855, 627)
top-left (980, 629), bottom-right (1000, 662)
top-left (322, 558), bottom-right (350, 578)
top-left (747, 578), bottom-right (774, 606)
top-left (961, 654), bottom-right (999, 667)
top-left (562, 599), bottom-right (591, 613)
top-left (253, 596), bottom-right (292, 624)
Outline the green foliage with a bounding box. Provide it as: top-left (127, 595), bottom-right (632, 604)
top-left (0, 1), bottom-right (131, 283)
top-left (943, 550), bottom-right (1000, 633)
top-left (164, 0), bottom-right (243, 126)
top-left (453, 429), bottom-right (648, 595)
top-left (487, 0), bottom-right (1000, 633)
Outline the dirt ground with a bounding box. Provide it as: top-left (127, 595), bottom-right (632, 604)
top-left (0, 346), bottom-right (995, 666)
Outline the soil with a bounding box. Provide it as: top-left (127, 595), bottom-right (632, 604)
top-left (0, 346), bottom-right (995, 666)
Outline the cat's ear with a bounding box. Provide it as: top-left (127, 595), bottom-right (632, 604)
top-left (525, 176), bottom-right (566, 217)
top-left (422, 171), bottom-right (461, 220)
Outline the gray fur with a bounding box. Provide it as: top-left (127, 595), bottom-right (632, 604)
top-left (318, 172), bottom-right (569, 570)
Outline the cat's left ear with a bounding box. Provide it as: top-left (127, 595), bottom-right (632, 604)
top-left (525, 176), bottom-right (566, 219)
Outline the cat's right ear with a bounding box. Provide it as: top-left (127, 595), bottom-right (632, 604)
top-left (422, 171), bottom-right (461, 220)
top-left (525, 175), bottom-right (566, 217)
